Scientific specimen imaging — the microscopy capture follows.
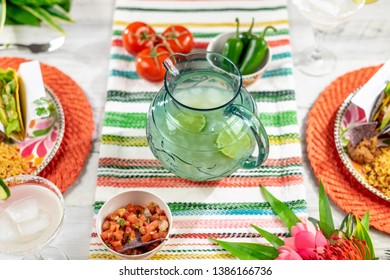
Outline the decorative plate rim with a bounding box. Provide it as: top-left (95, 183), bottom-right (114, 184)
top-left (334, 88), bottom-right (390, 202)
top-left (29, 85), bottom-right (66, 175)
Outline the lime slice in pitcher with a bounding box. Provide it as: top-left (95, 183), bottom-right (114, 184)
top-left (0, 178), bottom-right (11, 200)
top-left (174, 112), bottom-right (207, 133)
top-left (216, 129), bottom-right (251, 159)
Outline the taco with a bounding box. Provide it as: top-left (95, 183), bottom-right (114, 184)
top-left (0, 68), bottom-right (25, 141)
top-left (370, 82), bottom-right (390, 137)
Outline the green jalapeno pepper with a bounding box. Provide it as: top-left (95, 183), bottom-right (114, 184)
top-left (222, 18), bottom-right (244, 65)
top-left (239, 17), bottom-right (255, 49)
top-left (239, 25), bottom-right (277, 75)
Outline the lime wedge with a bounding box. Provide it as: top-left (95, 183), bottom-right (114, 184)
top-left (0, 178), bottom-right (11, 200)
top-left (216, 128), bottom-right (252, 159)
top-left (174, 112), bottom-right (206, 133)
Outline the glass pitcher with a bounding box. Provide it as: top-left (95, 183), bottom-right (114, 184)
top-left (146, 52), bottom-right (269, 181)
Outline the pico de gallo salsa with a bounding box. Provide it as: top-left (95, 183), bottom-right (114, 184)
top-left (100, 201), bottom-right (169, 255)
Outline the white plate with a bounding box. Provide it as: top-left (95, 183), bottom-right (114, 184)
top-left (15, 86), bottom-right (65, 176)
top-left (334, 89), bottom-right (390, 202)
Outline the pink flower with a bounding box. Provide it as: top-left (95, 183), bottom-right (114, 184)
top-left (276, 245), bottom-right (302, 260)
top-left (277, 220), bottom-right (329, 260)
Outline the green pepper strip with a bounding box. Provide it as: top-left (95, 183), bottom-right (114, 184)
top-left (239, 25), bottom-right (277, 76)
top-left (221, 17), bottom-right (244, 66)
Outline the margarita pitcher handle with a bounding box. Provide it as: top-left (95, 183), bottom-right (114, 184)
top-left (225, 104), bottom-right (269, 168)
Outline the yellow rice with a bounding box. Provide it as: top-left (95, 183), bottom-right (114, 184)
top-left (0, 142), bottom-right (31, 178)
top-left (363, 146), bottom-right (390, 197)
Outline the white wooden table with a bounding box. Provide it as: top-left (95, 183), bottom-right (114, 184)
top-left (1, 0), bottom-right (389, 259)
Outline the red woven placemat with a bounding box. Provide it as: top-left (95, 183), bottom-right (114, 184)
top-left (0, 57), bottom-right (94, 193)
top-left (306, 65), bottom-right (390, 234)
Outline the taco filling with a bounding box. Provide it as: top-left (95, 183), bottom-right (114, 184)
top-left (372, 83), bottom-right (390, 132)
top-left (0, 68), bottom-right (25, 141)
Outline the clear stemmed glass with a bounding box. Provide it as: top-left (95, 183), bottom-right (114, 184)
top-left (293, 0), bottom-right (366, 76)
top-left (0, 175), bottom-right (68, 260)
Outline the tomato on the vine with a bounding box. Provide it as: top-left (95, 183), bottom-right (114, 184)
top-left (161, 25), bottom-right (194, 54)
top-left (135, 46), bottom-right (170, 82)
top-left (122, 22), bottom-right (156, 56)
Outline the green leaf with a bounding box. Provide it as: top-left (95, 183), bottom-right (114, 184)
top-left (0, 0), bottom-right (6, 36)
top-left (19, 5), bottom-right (65, 34)
top-left (9, 0), bottom-right (65, 5)
top-left (6, 3), bottom-right (40, 26)
top-left (339, 213), bottom-right (354, 238)
top-left (354, 217), bottom-right (375, 260)
top-left (361, 212), bottom-right (370, 231)
top-left (44, 4), bottom-right (74, 23)
top-left (308, 217), bottom-right (319, 228)
top-left (251, 224), bottom-right (284, 248)
top-left (260, 186), bottom-right (300, 232)
top-left (59, 0), bottom-right (71, 12)
top-left (210, 238), bottom-right (279, 260)
top-left (318, 180), bottom-right (335, 238)
top-left (385, 81), bottom-right (390, 95)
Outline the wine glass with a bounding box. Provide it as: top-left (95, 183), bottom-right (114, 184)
top-left (0, 175), bottom-right (68, 260)
top-left (293, 0), bottom-right (366, 76)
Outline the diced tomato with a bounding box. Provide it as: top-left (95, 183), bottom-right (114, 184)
top-left (151, 232), bottom-right (160, 240)
top-left (111, 240), bottom-right (122, 248)
top-left (141, 233), bottom-right (152, 243)
top-left (138, 214), bottom-right (147, 223)
top-left (126, 204), bottom-right (135, 213)
top-left (101, 220), bottom-right (110, 231)
top-left (109, 221), bottom-right (120, 232)
top-left (113, 231), bottom-right (124, 241)
top-left (127, 213), bottom-right (137, 223)
top-left (149, 214), bottom-right (159, 222)
top-left (107, 212), bottom-right (118, 221)
top-left (101, 230), bottom-right (113, 241)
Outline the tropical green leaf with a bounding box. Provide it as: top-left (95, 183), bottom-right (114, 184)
top-left (6, 3), bottom-right (40, 26)
top-left (19, 4), bottom-right (64, 34)
top-left (0, 0), bottom-right (6, 35)
top-left (9, 0), bottom-right (65, 6)
top-left (308, 217), bottom-right (319, 228)
top-left (59, 0), bottom-right (71, 12)
top-left (251, 224), bottom-right (284, 248)
top-left (45, 4), bottom-right (74, 23)
top-left (260, 186), bottom-right (300, 232)
top-left (361, 212), bottom-right (370, 230)
top-left (354, 217), bottom-right (375, 260)
top-left (5, 16), bottom-right (20, 25)
top-left (339, 213), bottom-right (354, 238)
top-left (318, 180), bottom-right (335, 238)
top-left (210, 238), bottom-right (279, 260)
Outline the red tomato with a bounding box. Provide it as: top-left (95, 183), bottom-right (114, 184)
top-left (135, 46), bottom-right (170, 82)
top-left (162, 25), bottom-right (194, 54)
top-left (122, 22), bottom-right (156, 56)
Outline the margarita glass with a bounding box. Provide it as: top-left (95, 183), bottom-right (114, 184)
top-left (293, 0), bottom-right (366, 76)
top-left (0, 175), bottom-right (67, 260)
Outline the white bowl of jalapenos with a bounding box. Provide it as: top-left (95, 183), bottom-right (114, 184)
top-left (96, 190), bottom-right (172, 260)
top-left (207, 18), bottom-right (274, 87)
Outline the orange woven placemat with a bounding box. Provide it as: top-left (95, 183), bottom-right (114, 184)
top-left (307, 65), bottom-right (390, 234)
top-left (0, 57), bottom-right (94, 193)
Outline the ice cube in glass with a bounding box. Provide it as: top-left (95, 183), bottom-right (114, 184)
top-left (7, 198), bottom-right (39, 223)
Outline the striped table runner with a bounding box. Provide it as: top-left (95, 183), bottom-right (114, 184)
top-left (89, 0), bottom-right (307, 260)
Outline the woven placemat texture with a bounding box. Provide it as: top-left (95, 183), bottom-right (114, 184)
top-left (307, 65), bottom-right (390, 234)
top-left (89, 0), bottom-right (308, 260)
top-left (0, 57), bottom-right (94, 193)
